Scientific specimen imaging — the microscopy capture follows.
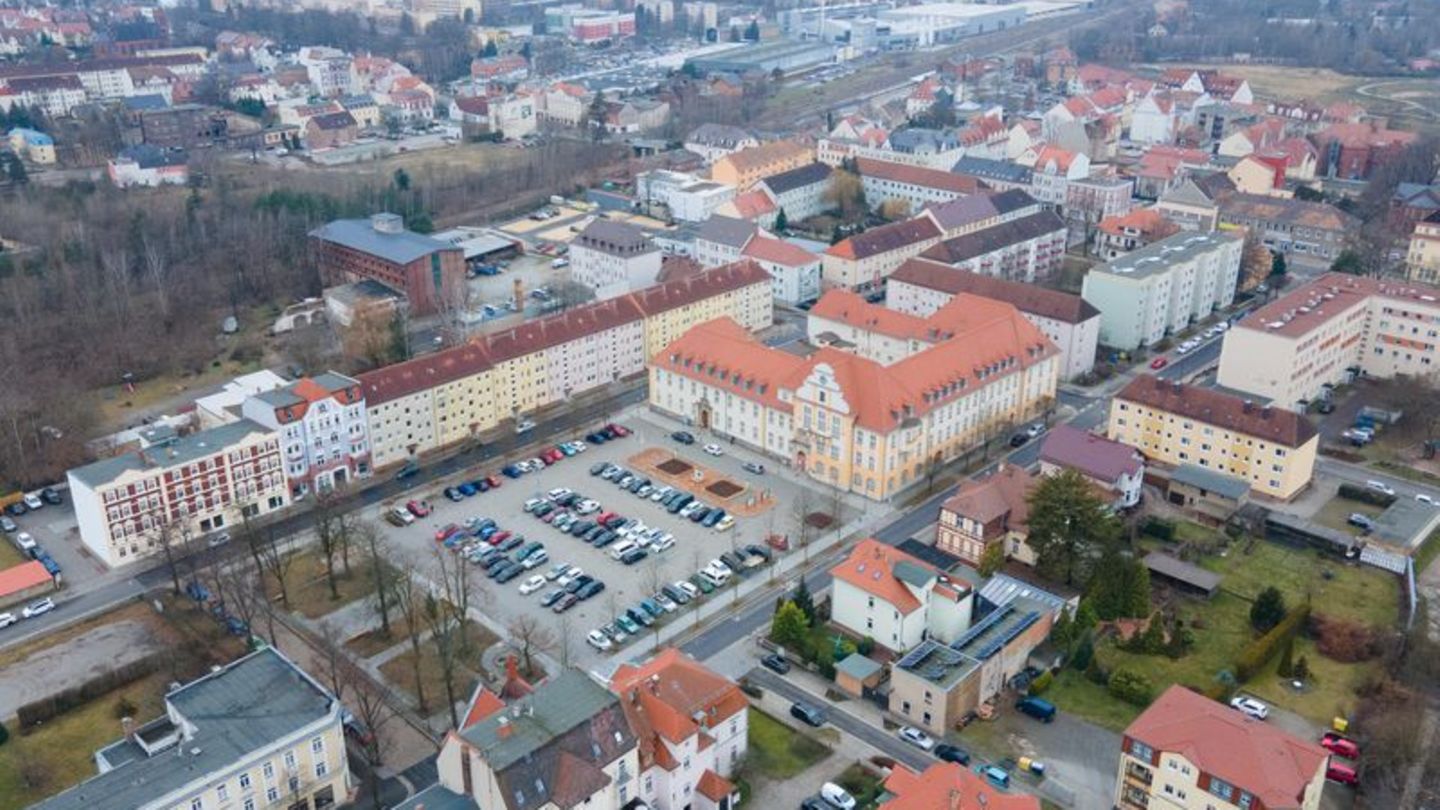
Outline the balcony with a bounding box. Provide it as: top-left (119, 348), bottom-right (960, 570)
top-left (1124, 762), bottom-right (1154, 788)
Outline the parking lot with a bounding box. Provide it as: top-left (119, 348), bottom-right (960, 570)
top-left (3, 488), bottom-right (125, 593)
top-left (370, 407), bottom-right (842, 672)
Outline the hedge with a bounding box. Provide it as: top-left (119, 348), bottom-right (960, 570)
top-left (1235, 604), bottom-right (1311, 682)
top-left (1028, 670), bottom-right (1054, 696)
top-left (1338, 483), bottom-right (1396, 507)
top-left (1108, 668), bottom-right (1155, 706)
top-left (17, 654), bottom-right (162, 730)
top-left (1142, 517), bottom-right (1177, 541)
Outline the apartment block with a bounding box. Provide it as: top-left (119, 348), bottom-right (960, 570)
top-left (1081, 231), bottom-right (1244, 350)
top-left (68, 421), bottom-right (290, 567)
top-left (569, 220), bottom-right (663, 300)
top-left (822, 217), bottom-right (942, 292)
top-left (1217, 192), bottom-right (1355, 266)
top-left (34, 648), bottom-right (351, 810)
top-left (1108, 375), bottom-right (1318, 500)
top-left (240, 372), bottom-right (370, 498)
top-left (360, 261), bottom-right (772, 469)
top-left (1217, 272), bottom-right (1440, 410)
top-left (854, 157), bottom-right (988, 217)
top-left (1117, 685), bottom-right (1328, 810)
top-left (709, 139), bottom-right (813, 191)
top-left (649, 290), bottom-right (1058, 501)
top-left (1406, 212), bottom-right (1440, 285)
top-left (888, 259), bottom-right (1100, 380)
top-left (917, 208), bottom-right (1068, 284)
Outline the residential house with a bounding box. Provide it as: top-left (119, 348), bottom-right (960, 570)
top-left (1038, 424), bottom-right (1145, 508)
top-left (6, 126), bottom-right (55, 163)
top-left (1132, 146), bottom-right (1211, 200)
top-left (1081, 231), bottom-right (1244, 350)
top-left (1019, 145), bottom-right (1090, 208)
top-left (920, 188), bottom-right (1044, 239)
top-left (304, 110), bottom-right (359, 149)
top-left (1095, 208), bottom-right (1183, 259)
top-left (710, 139), bottom-right (812, 190)
top-left (1407, 211), bottom-right (1440, 284)
top-left (684, 123), bottom-right (758, 166)
top-left (540, 82), bottom-right (592, 128)
top-left (1064, 174), bottom-right (1135, 246)
top-left (1227, 154), bottom-right (1290, 197)
top-left (470, 54), bottom-right (529, 83)
top-left (1155, 176), bottom-right (1224, 231)
top-left (854, 157), bottom-right (988, 218)
top-left (888, 259), bottom-right (1100, 380)
top-left (1108, 375), bottom-right (1319, 500)
top-left (693, 216), bottom-right (757, 268)
top-left (829, 538), bottom-right (974, 652)
top-left (951, 155), bottom-right (1033, 193)
top-left (741, 234), bottom-right (821, 305)
top-left (1390, 182), bottom-right (1440, 229)
top-left (1129, 93), bottom-right (1177, 145)
top-left (240, 373), bottom-right (370, 497)
top-left (67, 420), bottom-right (290, 567)
top-left (31, 648), bottom-right (351, 810)
top-left (569, 220), bottom-right (663, 300)
top-left (1116, 685), bottom-right (1328, 810)
top-left (918, 209), bottom-right (1069, 284)
top-left (603, 99), bottom-right (669, 134)
top-left (1217, 272), bottom-right (1440, 410)
top-left (107, 144), bottom-right (188, 188)
top-left (822, 216), bottom-right (943, 291)
top-left (715, 188), bottom-right (778, 229)
top-left (937, 464), bottom-right (1038, 566)
top-left (880, 762), bottom-right (1040, 810)
top-left (636, 170), bottom-right (736, 223)
top-left (755, 162), bottom-right (833, 223)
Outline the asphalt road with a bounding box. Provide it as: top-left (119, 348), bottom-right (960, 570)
top-left (1155, 335), bottom-right (1224, 382)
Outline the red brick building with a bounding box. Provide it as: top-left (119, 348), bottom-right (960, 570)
top-left (310, 213), bottom-right (466, 315)
top-left (1313, 121), bottom-right (1418, 180)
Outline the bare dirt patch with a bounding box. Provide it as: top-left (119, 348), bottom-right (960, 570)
top-left (658, 458), bottom-right (693, 476)
top-left (805, 512), bottom-right (835, 530)
top-left (628, 448), bottom-right (776, 517)
top-left (707, 480), bottom-right (744, 498)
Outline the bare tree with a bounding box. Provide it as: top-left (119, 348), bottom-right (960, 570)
top-left (556, 612), bottom-right (575, 668)
top-left (312, 490), bottom-right (346, 600)
top-left (154, 518), bottom-right (185, 596)
top-left (506, 615), bottom-right (556, 679)
top-left (356, 522), bottom-right (399, 637)
top-left (315, 619), bottom-right (352, 704)
top-left (390, 575), bottom-right (429, 712)
top-left (253, 526), bottom-right (298, 608)
top-left (792, 489), bottom-right (815, 563)
top-left (336, 660), bottom-right (398, 809)
top-left (216, 563), bottom-right (267, 645)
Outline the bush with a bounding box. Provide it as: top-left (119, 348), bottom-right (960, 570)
top-left (1311, 613), bottom-right (1383, 663)
top-left (1250, 587), bottom-right (1288, 633)
top-left (1277, 638), bottom-right (1295, 677)
top-left (1069, 631), bottom-right (1095, 671)
top-left (1339, 483), bottom-right (1396, 507)
top-left (1085, 655), bottom-right (1109, 686)
top-left (1029, 670), bottom-right (1054, 696)
top-left (1142, 517), bottom-right (1176, 541)
top-left (115, 696), bottom-right (138, 719)
top-left (16, 655), bottom-right (160, 729)
top-left (857, 636), bottom-right (876, 656)
top-left (1294, 655), bottom-right (1311, 681)
top-left (1235, 604), bottom-right (1311, 682)
top-left (1108, 668), bottom-right (1155, 706)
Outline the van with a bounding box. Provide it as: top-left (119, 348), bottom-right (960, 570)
top-left (980, 766), bottom-right (1010, 788)
top-left (1015, 697), bottom-right (1057, 723)
top-left (609, 539), bottom-right (638, 560)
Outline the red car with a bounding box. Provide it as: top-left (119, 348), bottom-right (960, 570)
top-left (596, 511), bottom-right (617, 525)
top-left (488, 530), bottom-right (512, 546)
top-left (485, 475), bottom-right (502, 489)
top-left (435, 524), bottom-right (462, 542)
top-left (607, 423), bottom-right (631, 437)
top-left (1326, 762), bottom-right (1358, 786)
top-left (1321, 732), bottom-right (1360, 760)
top-left (1149, 357), bottom-right (1168, 370)
top-left (406, 500), bottom-right (432, 517)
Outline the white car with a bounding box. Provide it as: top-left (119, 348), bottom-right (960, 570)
top-left (524, 497), bottom-right (545, 512)
top-left (0, 612), bottom-right (16, 629)
top-left (1366, 480), bottom-right (1397, 497)
top-left (519, 575), bottom-right (547, 595)
top-left (650, 486), bottom-right (673, 502)
top-left (516, 419), bottom-right (536, 434)
top-left (715, 515), bottom-right (736, 532)
top-left (546, 488), bottom-right (572, 502)
top-left (675, 580), bottom-right (700, 600)
top-left (575, 499), bottom-right (600, 515)
top-left (652, 534), bottom-right (676, 552)
top-left (206, 532), bottom-right (231, 548)
top-left (586, 629), bottom-right (613, 650)
top-left (556, 566), bottom-right (583, 587)
top-left (22, 597), bottom-right (54, 618)
top-left (1417, 494), bottom-right (1437, 505)
top-left (703, 443), bottom-right (724, 456)
top-left (389, 507), bottom-right (415, 525)
top-left (898, 725), bottom-right (935, 750)
top-left (13, 531), bottom-right (36, 554)
top-left (22, 493), bottom-right (43, 510)
top-left (1025, 423), bottom-right (1045, 439)
top-left (820, 782), bottom-right (856, 810)
top-left (545, 562), bottom-right (570, 580)
top-left (681, 502), bottom-right (705, 518)
top-left (1229, 696), bottom-right (1270, 720)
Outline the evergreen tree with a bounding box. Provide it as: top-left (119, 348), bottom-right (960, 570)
top-left (1277, 637), bottom-right (1295, 677)
top-left (744, 19), bottom-right (760, 41)
top-left (792, 578), bottom-right (817, 624)
top-left (1026, 469), bottom-right (1122, 587)
top-left (770, 600), bottom-right (810, 652)
top-left (1270, 251), bottom-right (1287, 278)
top-left (774, 207), bottom-right (789, 233)
top-left (1070, 630), bottom-right (1095, 671)
top-left (482, 39), bottom-right (499, 57)
top-left (1075, 600), bottom-right (1099, 632)
top-left (978, 542), bottom-right (1005, 577)
top-left (1293, 655), bottom-right (1311, 681)
top-left (1250, 587), bottom-right (1287, 632)
top-left (1049, 607), bottom-right (1075, 649)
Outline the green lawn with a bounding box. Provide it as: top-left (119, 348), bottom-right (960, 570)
top-left (1311, 496), bottom-right (1385, 538)
top-left (745, 708), bottom-right (832, 779)
top-left (834, 762), bottom-right (885, 810)
top-left (1417, 528), bottom-right (1440, 576)
top-left (1042, 668), bottom-right (1143, 733)
top-left (1198, 538), bottom-right (1398, 628)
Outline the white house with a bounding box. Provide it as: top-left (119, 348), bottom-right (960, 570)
top-left (828, 538), bottom-right (974, 653)
top-left (240, 372), bottom-right (371, 498)
top-left (1038, 424), bottom-right (1145, 509)
top-left (569, 219), bottom-right (663, 299)
top-left (741, 234), bottom-right (822, 305)
top-left (1129, 93), bottom-right (1177, 145)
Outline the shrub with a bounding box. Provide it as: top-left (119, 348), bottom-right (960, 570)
top-left (1311, 613), bottom-right (1383, 663)
top-left (114, 696), bottom-right (138, 719)
top-left (1069, 631), bottom-right (1095, 671)
top-left (1029, 670), bottom-right (1054, 696)
top-left (16, 655), bottom-right (161, 729)
top-left (1085, 656), bottom-right (1109, 686)
top-left (1339, 483), bottom-right (1396, 507)
top-left (1250, 587), bottom-right (1288, 632)
top-left (1294, 655), bottom-right (1311, 681)
top-left (857, 636), bottom-right (876, 656)
top-left (1235, 604), bottom-right (1311, 682)
top-left (1277, 638), bottom-right (1295, 677)
top-left (1108, 668), bottom-right (1155, 706)
top-left (1142, 517), bottom-right (1176, 541)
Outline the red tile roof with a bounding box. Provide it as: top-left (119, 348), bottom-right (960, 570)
top-left (741, 234), bottom-right (817, 267)
top-left (889, 259), bottom-right (1099, 324)
top-left (609, 648), bottom-right (748, 771)
top-left (810, 289), bottom-right (953, 342)
top-left (1126, 686), bottom-right (1327, 809)
top-left (0, 561), bottom-right (52, 599)
top-left (1097, 208), bottom-right (1181, 241)
top-left (1116, 375), bottom-right (1318, 448)
top-left (943, 463), bottom-right (1036, 531)
top-left (830, 538), bottom-right (937, 614)
top-left (881, 761), bottom-right (1040, 809)
top-left (1039, 424), bottom-right (1144, 482)
top-left (854, 157), bottom-right (987, 195)
top-left (696, 770), bottom-right (736, 802)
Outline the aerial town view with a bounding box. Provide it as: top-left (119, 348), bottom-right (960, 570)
top-left (2, 0), bottom-right (1440, 807)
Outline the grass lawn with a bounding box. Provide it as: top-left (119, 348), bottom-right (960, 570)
top-left (0, 540), bottom-right (27, 571)
top-left (744, 708), bottom-right (832, 780)
top-left (1311, 496), bottom-right (1385, 538)
top-left (1416, 528), bottom-right (1440, 577)
top-left (377, 621), bottom-right (496, 711)
top-left (1200, 539), bottom-right (1398, 628)
top-left (345, 610), bottom-right (422, 659)
top-left (1372, 459), bottom-right (1440, 488)
top-left (270, 550), bottom-right (401, 620)
top-left (0, 671), bottom-right (170, 810)
top-left (834, 762), bottom-right (885, 810)
top-left (1042, 668), bottom-right (1143, 733)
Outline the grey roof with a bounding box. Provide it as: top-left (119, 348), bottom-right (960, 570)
top-left (394, 784), bottom-right (479, 810)
top-left (760, 161), bottom-right (833, 195)
top-left (122, 93), bottom-right (170, 111)
top-left (1092, 230), bottom-right (1243, 280)
top-left (952, 155), bottom-right (1033, 184)
top-left (310, 216), bottom-right (454, 265)
top-left (69, 419), bottom-right (273, 489)
top-left (888, 127), bottom-right (960, 154)
top-left (1373, 498), bottom-right (1440, 550)
top-left (835, 652), bottom-right (884, 681)
top-left (922, 209), bottom-right (1065, 264)
top-left (696, 215), bottom-right (757, 249)
top-left (458, 670), bottom-right (635, 810)
top-left (1170, 463), bottom-right (1250, 500)
top-left (34, 649), bottom-right (336, 810)
top-left (892, 559), bottom-right (936, 589)
top-left (924, 189), bottom-right (1040, 232)
top-left (118, 143), bottom-right (186, 169)
top-left (1142, 551), bottom-right (1222, 593)
top-left (575, 220), bottom-right (657, 257)
top-left (327, 278), bottom-right (404, 306)
top-left (253, 372), bottom-right (357, 409)
top-left (976, 572), bottom-right (1069, 614)
top-left (685, 123), bottom-right (753, 148)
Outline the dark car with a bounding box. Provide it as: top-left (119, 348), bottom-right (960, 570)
top-left (6, 502), bottom-right (26, 516)
top-left (495, 563), bottom-right (524, 583)
top-left (789, 702), bottom-right (824, 727)
top-left (1009, 433), bottom-right (1029, 448)
top-left (40, 487), bottom-right (62, 505)
top-left (577, 580), bottom-right (605, 600)
top-left (565, 575), bottom-right (595, 594)
top-left (497, 535), bottom-right (525, 553)
top-left (620, 547), bottom-right (648, 565)
top-left (540, 589), bottom-right (566, 607)
top-left (552, 593), bottom-right (579, 613)
top-left (761, 653), bottom-right (791, 674)
top-left (584, 525), bottom-right (607, 543)
top-left (570, 520), bottom-right (596, 537)
top-left (934, 744), bottom-right (971, 765)
top-left (671, 431), bottom-right (696, 445)
top-left (801, 798), bottom-right (829, 810)
top-left (593, 530), bottom-right (619, 548)
top-left (590, 461), bottom-right (611, 476)
top-left (1015, 697), bottom-right (1057, 723)
top-left (486, 560), bottom-right (515, 579)
top-left (627, 606), bottom-right (655, 627)
top-left (689, 506), bottom-right (711, 523)
top-left (744, 544), bottom-right (773, 562)
top-left (457, 482), bottom-right (478, 497)
top-left (661, 584), bottom-right (689, 605)
top-left (720, 551), bottom-right (747, 573)
top-left (502, 464), bottom-right (524, 478)
top-left (702, 509), bottom-right (725, 528)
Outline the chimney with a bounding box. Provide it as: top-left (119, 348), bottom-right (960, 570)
top-left (497, 716), bottom-right (513, 738)
top-left (1243, 400), bottom-right (1253, 413)
top-left (513, 277), bottom-right (524, 312)
top-left (122, 716), bottom-right (135, 742)
top-left (506, 654), bottom-right (520, 682)
top-left (371, 212), bottom-right (403, 233)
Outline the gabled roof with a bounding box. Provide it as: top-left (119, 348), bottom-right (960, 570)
top-left (759, 161), bottom-right (832, 195)
top-left (952, 155), bottom-right (1033, 185)
top-left (608, 648), bottom-right (747, 771)
top-left (855, 157), bottom-right (987, 195)
top-left (742, 234), bottom-right (818, 267)
top-left (942, 463), bottom-right (1035, 530)
top-left (920, 209), bottom-right (1066, 264)
top-left (889, 259), bottom-right (1099, 324)
top-left (0, 560), bottom-right (52, 598)
top-left (1116, 375), bottom-right (1318, 449)
top-left (880, 761), bottom-right (1039, 809)
top-left (695, 215), bottom-right (757, 249)
top-left (1170, 463), bottom-right (1251, 500)
top-left (1126, 685), bottom-right (1327, 809)
top-left (1039, 424), bottom-right (1144, 482)
top-left (830, 538), bottom-right (938, 615)
top-left (923, 188), bottom-right (1039, 232)
top-left (1097, 208), bottom-right (1182, 240)
top-left (825, 217), bottom-right (941, 260)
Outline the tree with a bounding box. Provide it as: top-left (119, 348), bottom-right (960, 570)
top-left (1277, 636), bottom-right (1295, 677)
top-left (423, 591), bottom-right (463, 729)
top-left (824, 170), bottom-right (867, 220)
top-left (792, 577), bottom-right (817, 624)
top-left (1330, 249), bottom-right (1366, 275)
top-left (393, 167), bottom-right (411, 191)
top-left (1293, 655), bottom-right (1311, 681)
top-left (1026, 469), bottom-right (1121, 587)
top-left (154, 518), bottom-right (185, 596)
top-left (774, 207), bottom-right (789, 233)
top-left (728, 25), bottom-right (741, 42)
top-left (744, 19), bottom-right (760, 41)
top-left (390, 575), bottom-right (429, 713)
top-left (3, 154), bottom-right (28, 185)
top-left (1270, 250), bottom-right (1287, 278)
top-left (1069, 630), bottom-right (1095, 670)
top-left (311, 490), bottom-right (349, 600)
top-left (978, 542), bottom-right (1005, 577)
top-left (507, 615), bottom-right (556, 679)
top-left (770, 600), bottom-right (810, 653)
top-left (878, 198), bottom-right (912, 221)
top-left (1088, 550), bottom-right (1150, 620)
top-left (1250, 586), bottom-right (1287, 633)
top-left (482, 39), bottom-right (499, 57)
top-left (356, 522), bottom-right (398, 637)
top-left (1107, 667), bottom-right (1154, 705)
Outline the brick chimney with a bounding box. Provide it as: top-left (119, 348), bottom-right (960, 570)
top-left (506, 654), bottom-right (519, 681)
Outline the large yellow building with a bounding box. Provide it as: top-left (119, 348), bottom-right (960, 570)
top-left (709, 139), bottom-right (814, 191)
top-left (1107, 375), bottom-right (1318, 500)
top-left (649, 291), bottom-right (1058, 501)
top-left (360, 260), bottom-right (772, 468)
top-left (1118, 686), bottom-right (1328, 810)
top-left (1407, 212), bottom-right (1440, 285)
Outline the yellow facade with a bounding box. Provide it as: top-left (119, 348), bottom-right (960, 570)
top-left (1407, 219), bottom-right (1440, 285)
top-left (1117, 750), bottom-right (1324, 810)
top-left (1106, 396), bottom-right (1317, 500)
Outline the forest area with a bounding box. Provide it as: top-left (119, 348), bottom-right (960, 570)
top-left (0, 139), bottom-right (623, 491)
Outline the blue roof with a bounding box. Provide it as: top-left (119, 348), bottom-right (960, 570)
top-left (310, 215), bottom-right (455, 265)
top-left (8, 127), bottom-right (53, 145)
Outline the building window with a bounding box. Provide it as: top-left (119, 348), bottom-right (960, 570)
top-left (239, 774), bottom-right (251, 790)
top-left (263, 763), bottom-right (274, 780)
top-left (190, 799), bottom-right (203, 810)
top-left (311, 736), bottom-right (325, 755)
top-left (1129, 740), bottom-right (1153, 761)
top-left (217, 783), bottom-right (229, 800)
top-left (316, 760), bottom-right (329, 778)
top-left (266, 787), bottom-right (280, 803)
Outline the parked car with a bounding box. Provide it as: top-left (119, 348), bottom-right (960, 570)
top-left (0, 516), bottom-right (14, 533)
top-left (1347, 513), bottom-right (1376, 531)
top-left (819, 782), bottom-right (855, 810)
top-left (1320, 732), bottom-right (1360, 760)
top-left (1229, 696), bottom-right (1269, 720)
top-left (703, 443), bottom-right (724, 456)
top-left (1009, 432), bottom-right (1029, 448)
top-left (406, 500), bottom-right (432, 517)
top-left (741, 461), bottom-right (765, 474)
top-left (586, 629), bottom-right (613, 651)
top-left (790, 701), bottom-right (824, 727)
top-left (0, 612), bottom-right (16, 629)
top-left (761, 653), bottom-right (790, 674)
top-left (897, 726), bottom-right (934, 750)
top-left (1149, 357), bottom-right (1168, 370)
top-left (22, 493), bottom-right (43, 510)
top-left (1366, 480), bottom-right (1397, 497)
top-left (1326, 762), bottom-right (1359, 786)
top-left (22, 597), bottom-right (54, 618)
top-left (552, 593), bottom-right (579, 613)
top-left (41, 487), bottom-right (62, 505)
top-left (671, 431), bottom-right (696, 445)
top-left (519, 575), bottom-right (547, 595)
top-left (934, 743), bottom-right (970, 765)
top-left (1015, 697), bottom-right (1057, 723)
